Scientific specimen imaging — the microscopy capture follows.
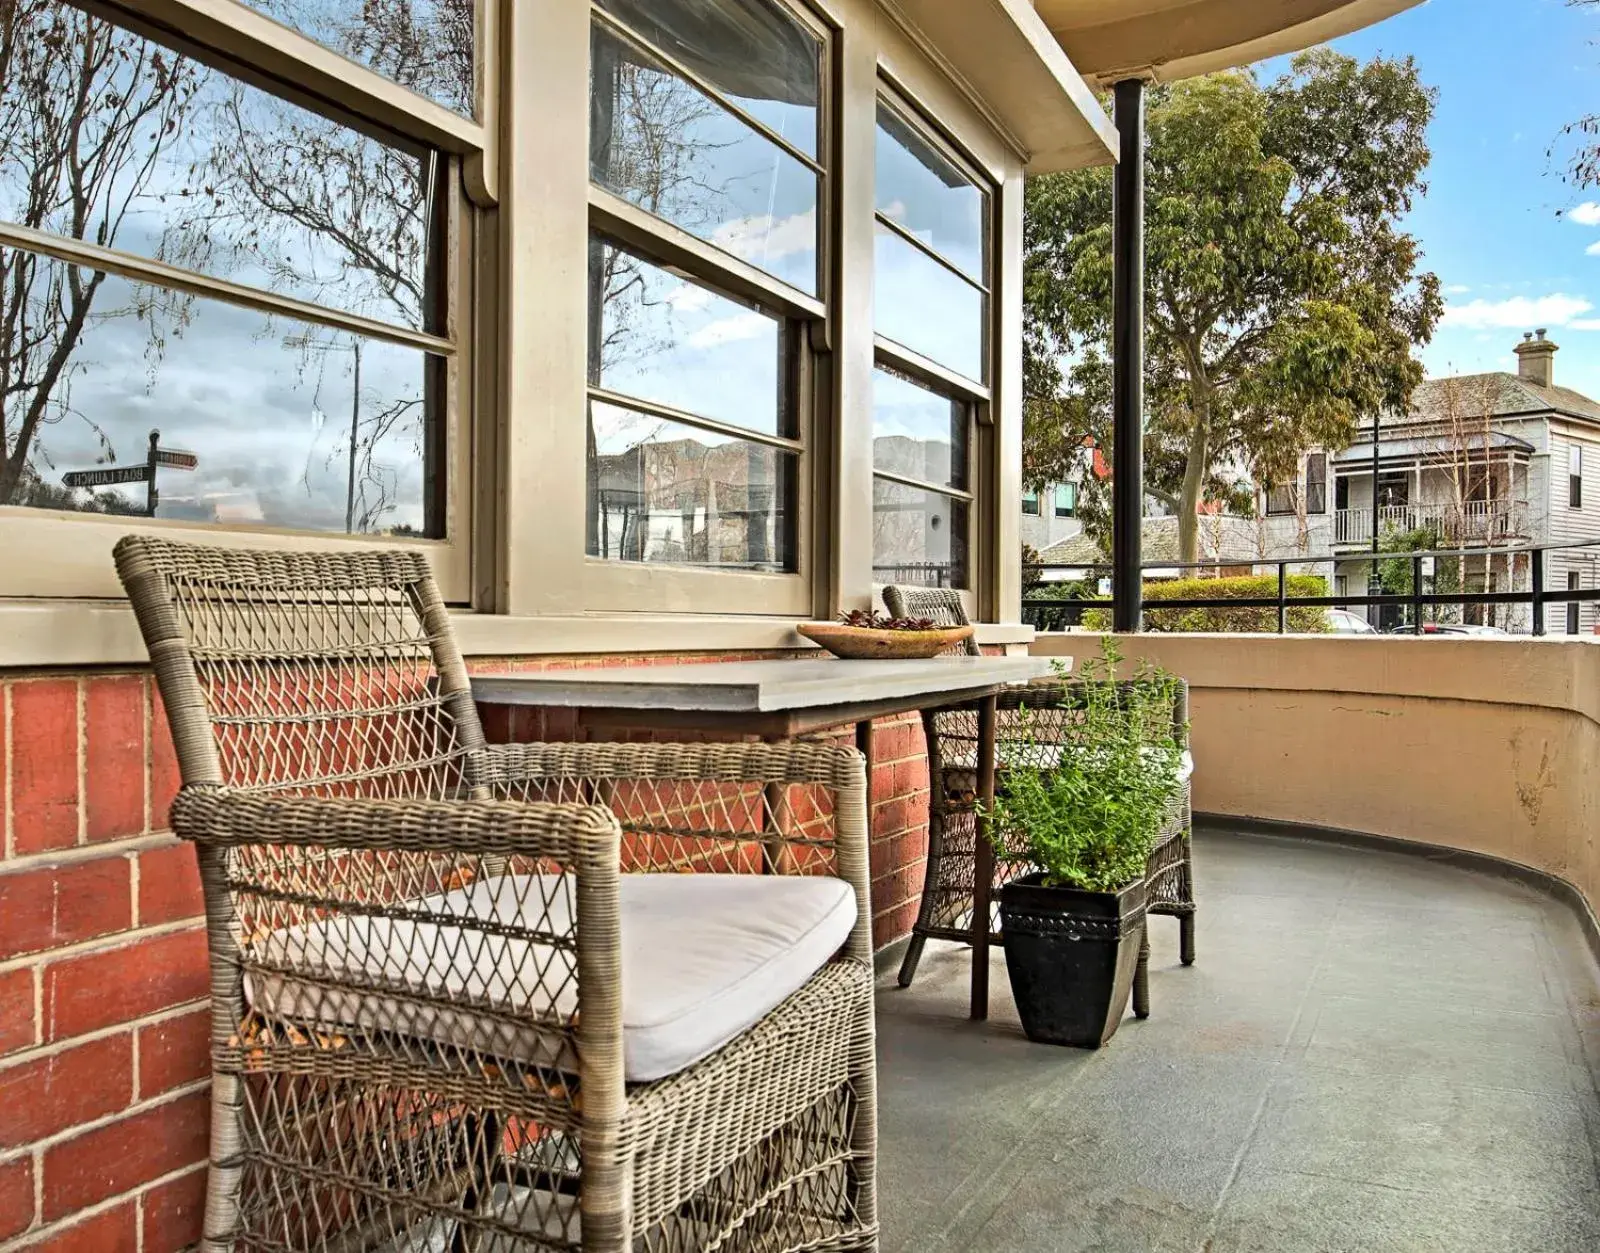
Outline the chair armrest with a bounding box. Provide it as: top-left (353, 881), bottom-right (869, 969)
top-left (170, 785), bottom-right (621, 869)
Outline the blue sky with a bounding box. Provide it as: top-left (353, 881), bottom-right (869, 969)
top-left (1263, 0), bottom-right (1600, 399)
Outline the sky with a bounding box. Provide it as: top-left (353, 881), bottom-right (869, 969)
top-left (1261, 0), bottom-right (1600, 399)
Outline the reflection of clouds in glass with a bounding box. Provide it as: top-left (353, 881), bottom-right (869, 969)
top-left (38, 267), bottom-right (429, 533)
top-left (590, 405), bottom-right (737, 452)
top-left (593, 240), bottom-right (784, 437)
top-left (687, 311), bottom-right (772, 350)
top-left (590, 24), bottom-right (818, 295)
top-left (0, 6), bottom-right (431, 331)
top-left (875, 108), bottom-right (985, 283)
top-left (874, 226), bottom-right (985, 381)
top-left (711, 208), bottom-right (817, 267)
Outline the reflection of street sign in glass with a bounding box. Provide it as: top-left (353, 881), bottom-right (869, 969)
top-left (61, 430), bottom-right (197, 517)
top-left (62, 466), bottom-right (151, 489)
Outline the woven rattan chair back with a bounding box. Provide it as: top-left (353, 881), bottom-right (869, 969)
top-left (116, 537), bottom-right (485, 801)
top-left (882, 585), bottom-right (982, 656)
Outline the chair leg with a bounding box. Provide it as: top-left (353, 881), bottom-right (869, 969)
top-left (199, 1072), bottom-right (246, 1253)
top-left (1180, 912), bottom-right (1196, 967)
top-left (896, 932), bottom-right (928, 988)
top-left (1132, 921), bottom-right (1151, 1020)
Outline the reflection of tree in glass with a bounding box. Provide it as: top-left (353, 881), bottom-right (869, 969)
top-left (244, 0), bottom-right (473, 117)
top-left (0, 2), bottom-right (204, 507)
top-left (192, 12), bottom-right (444, 534)
top-left (588, 44), bottom-right (730, 553)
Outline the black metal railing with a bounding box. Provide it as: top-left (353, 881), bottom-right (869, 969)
top-left (1022, 539), bottom-right (1600, 636)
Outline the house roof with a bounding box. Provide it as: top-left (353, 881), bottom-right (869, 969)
top-left (1332, 430), bottom-right (1536, 466)
top-left (1380, 373), bottom-right (1600, 428)
top-left (1037, 515), bottom-right (1261, 567)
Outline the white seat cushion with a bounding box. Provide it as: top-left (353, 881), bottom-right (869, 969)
top-left (247, 872), bottom-right (856, 1083)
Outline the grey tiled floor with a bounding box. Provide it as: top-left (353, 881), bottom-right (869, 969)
top-left (875, 827), bottom-right (1600, 1252)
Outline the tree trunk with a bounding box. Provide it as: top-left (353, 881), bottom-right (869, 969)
top-left (1177, 421), bottom-right (1208, 565)
top-left (1176, 341), bottom-right (1215, 565)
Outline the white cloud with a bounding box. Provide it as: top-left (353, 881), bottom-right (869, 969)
top-left (663, 283), bottom-right (715, 314)
top-left (1440, 293), bottom-right (1594, 330)
top-left (1444, 284), bottom-right (1472, 295)
top-left (1568, 318), bottom-right (1600, 331)
top-left (686, 311), bottom-right (772, 350)
top-left (1586, 241), bottom-right (1600, 257)
top-left (711, 209), bottom-right (816, 266)
top-left (1571, 202), bottom-right (1600, 226)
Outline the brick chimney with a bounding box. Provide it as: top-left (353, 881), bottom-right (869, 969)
top-left (1514, 328), bottom-right (1558, 388)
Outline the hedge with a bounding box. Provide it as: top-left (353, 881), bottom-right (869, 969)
top-left (1077, 574), bottom-right (1330, 633)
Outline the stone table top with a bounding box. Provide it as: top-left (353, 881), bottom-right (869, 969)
top-left (470, 656), bottom-right (1057, 714)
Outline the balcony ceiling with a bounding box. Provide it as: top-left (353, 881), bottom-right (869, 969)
top-left (1032, 0), bottom-right (1424, 85)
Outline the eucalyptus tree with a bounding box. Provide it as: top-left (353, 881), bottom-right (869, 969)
top-left (1025, 50), bottom-right (1442, 562)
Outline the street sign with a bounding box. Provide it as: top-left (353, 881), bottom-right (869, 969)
top-left (154, 447), bottom-right (198, 470)
top-left (62, 466), bottom-right (152, 489)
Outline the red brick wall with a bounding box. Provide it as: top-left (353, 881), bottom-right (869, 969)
top-left (0, 650), bottom-right (935, 1251)
top-left (0, 672), bottom-right (207, 1253)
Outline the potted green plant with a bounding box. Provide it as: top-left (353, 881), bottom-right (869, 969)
top-left (986, 639), bottom-right (1185, 1047)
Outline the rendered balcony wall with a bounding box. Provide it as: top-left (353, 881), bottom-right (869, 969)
top-left (1032, 632), bottom-right (1600, 930)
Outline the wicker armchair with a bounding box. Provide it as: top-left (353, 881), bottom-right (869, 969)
top-left (882, 586), bottom-right (1195, 1018)
top-left (118, 537), bottom-right (878, 1253)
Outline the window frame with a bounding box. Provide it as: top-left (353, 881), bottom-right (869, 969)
top-left (1264, 484), bottom-right (1298, 517)
top-left (1570, 444), bottom-right (1584, 511)
top-left (1053, 484), bottom-right (1075, 518)
top-left (1569, 570), bottom-right (1583, 635)
top-left (576, 0), bottom-right (832, 616)
top-left (868, 83), bottom-right (994, 597)
top-left (1304, 453), bottom-right (1327, 515)
top-left (0, 0), bottom-right (489, 602)
top-left (1021, 490), bottom-right (1040, 516)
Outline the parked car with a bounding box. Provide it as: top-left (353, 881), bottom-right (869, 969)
top-left (1385, 622), bottom-right (1507, 636)
top-left (1326, 609), bottom-right (1378, 634)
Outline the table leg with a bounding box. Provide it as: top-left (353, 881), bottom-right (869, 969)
top-left (971, 694), bottom-right (998, 1020)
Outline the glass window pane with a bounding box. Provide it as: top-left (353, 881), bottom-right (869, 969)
top-left (871, 367), bottom-right (966, 490)
top-left (872, 478), bottom-right (968, 589)
top-left (875, 106), bottom-right (985, 283)
top-left (589, 239), bottom-right (789, 437)
top-left (241, 0), bottom-right (474, 116)
top-left (590, 24), bottom-right (818, 295)
top-left (588, 400), bottom-right (794, 570)
top-left (874, 225), bottom-right (985, 381)
top-left (1, 251), bottom-right (440, 536)
top-left (0, 5), bottom-right (443, 335)
top-left (594, 0), bottom-right (819, 160)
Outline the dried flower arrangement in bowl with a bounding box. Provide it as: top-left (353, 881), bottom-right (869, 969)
top-left (797, 609), bottom-right (975, 660)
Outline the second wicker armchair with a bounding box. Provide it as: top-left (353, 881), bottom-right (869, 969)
top-left (883, 585), bottom-right (1196, 1018)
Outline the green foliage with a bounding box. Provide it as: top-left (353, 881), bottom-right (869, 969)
top-left (984, 639), bottom-right (1184, 894)
top-left (1024, 51), bottom-right (1442, 562)
top-left (1078, 574), bottom-right (1330, 633)
top-left (1375, 524), bottom-right (1462, 624)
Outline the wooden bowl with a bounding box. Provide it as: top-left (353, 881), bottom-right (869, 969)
top-left (797, 622), bottom-right (975, 660)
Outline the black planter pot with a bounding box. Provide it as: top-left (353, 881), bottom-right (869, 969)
top-left (999, 873), bottom-right (1148, 1048)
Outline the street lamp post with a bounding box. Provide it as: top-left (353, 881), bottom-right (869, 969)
top-left (1367, 411), bottom-right (1383, 627)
